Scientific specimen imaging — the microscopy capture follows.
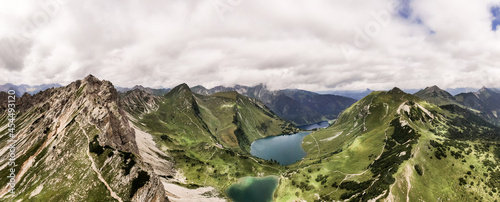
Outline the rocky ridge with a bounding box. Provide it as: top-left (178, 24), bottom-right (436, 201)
top-left (0, 75), bottom-right (170, 201)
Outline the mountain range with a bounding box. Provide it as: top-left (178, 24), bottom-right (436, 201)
top-left (414, 85), bottom-right (500, 126)
top-left (1, 76), bottom-right (499, 201)
top-left (191, 84), bottom-right (357, 126)
top-left (116, 85), bottom-right (171, 96)
top-left (319, 88), bottom-right (487, 100)
top-left (317, 88), bottom-right (375, 100)
top-left (1, 83), bottom-right (357, 126)
top-left (0, 83), bottom-right (62, 97)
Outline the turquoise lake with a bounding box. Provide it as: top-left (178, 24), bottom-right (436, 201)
top-left (250, 131), bottom-right (311, 166)
top-left (226, 176), bottom-right (279, 202)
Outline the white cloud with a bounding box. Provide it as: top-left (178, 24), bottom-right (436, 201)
top-left (0, 0), bottom-right (499, 91)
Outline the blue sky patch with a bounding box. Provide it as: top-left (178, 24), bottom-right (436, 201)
top-left (396, 0), bottom-right (435, 34)
top-left (398, 0), bottom-right (412, 19)
top-left (397, 0), bottom-right (423, 25)
top-left (492, 6), bottom-right (500, 31)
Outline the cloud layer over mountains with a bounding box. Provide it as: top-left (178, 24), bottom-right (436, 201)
top-left (1, 0), bottom-right (499, 91)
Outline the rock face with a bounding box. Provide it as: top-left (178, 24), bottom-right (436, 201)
top-left (76, 75), bottom-right (138, 154)
top-left (0, 75), bottom-right (169, 201)
top-left (0, 75), bottom-right (138, 153)
top-left (119, 87), bottom-right (162, 117)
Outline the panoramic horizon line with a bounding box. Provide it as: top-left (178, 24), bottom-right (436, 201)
top-left (0, 75), bottom-right (495, 93)
top-left (1, 74), bottom-right (495, 96)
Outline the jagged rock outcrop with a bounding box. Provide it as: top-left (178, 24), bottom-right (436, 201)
top-left (76, 75), bottom-right (138, 154)
top-left (0, 75), bottom-right (169, 201)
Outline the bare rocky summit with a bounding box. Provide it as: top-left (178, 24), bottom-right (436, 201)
top-left (0, 75), bottom-right (170, 201)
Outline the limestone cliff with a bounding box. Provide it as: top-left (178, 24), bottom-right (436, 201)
top-left (0, 75), bottom-right (169, 201)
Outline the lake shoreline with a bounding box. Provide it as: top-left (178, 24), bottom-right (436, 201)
top-left (226, 176), bottom-right (280, 202)
top-left (250, 131), bottom-right (311, 166)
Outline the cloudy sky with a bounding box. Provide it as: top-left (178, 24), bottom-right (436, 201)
top-left (1, 0), bottom-right (500, 91)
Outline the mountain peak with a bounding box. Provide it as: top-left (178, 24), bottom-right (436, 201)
top-left (83, 74), bottom-right (99, 82)
top-left (413, 85), bottom-right (458, 106)
top-left (81, 74), bottom-right (108, 89)
top-left (426, 85), bottom-right (442, 92)
top-left (475, 87), bottom-right (499, 98)
top-left (177, 83), bottom-right (190, 90)
top-left (419, 85), bottom-right (450, 95)
top-left (479, 86), bottom-right (489, 92)
top-left (253, 83), bottom-right (267, 89)
top-left (169, 83), bottom-right (192, 96)
top-left (131, 85), bottom-right (150, 92)
top-left (388, 87), bottom-right (405, 94)
top-left (192, 85), bottom-right (207, 90)
top-left (476, 87), bottom-right (498, 96)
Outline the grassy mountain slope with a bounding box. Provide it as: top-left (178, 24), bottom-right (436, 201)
top-left (414, 85), bottom-right (461, 106)
top-left (274, 88), bottom-right (500, 201)
top-left (129, 84), bottom-right (298, 196)
top-left (137, 83), bottom-right (297, 152)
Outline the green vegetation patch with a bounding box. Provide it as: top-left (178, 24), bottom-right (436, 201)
top-left (130, 170), bottom-right (150, 198)
top-left (120, 151), bottom-right (136, 175)
top-left (338, 180), bottom-right (373, 200)
top-left (89, 135), bottom-right (104, 155)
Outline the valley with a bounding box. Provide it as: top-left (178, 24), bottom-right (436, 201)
top-left (117, 82), bottom-right (500, 201)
